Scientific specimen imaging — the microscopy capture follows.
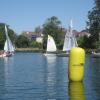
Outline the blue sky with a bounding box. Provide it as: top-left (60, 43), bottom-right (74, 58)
top-left (0, 0), bottom-right (94, 34)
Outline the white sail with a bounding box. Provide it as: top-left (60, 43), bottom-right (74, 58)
top-left (63, 20), bottom-right (78, 51)
top-left (47, 35), bottom-right (57, 52)
top-left (4, 25), bottom-right (15, 53)
top-left (4, 40), bottom-right (8, 52)
top-left (8, 37), bottom-right (15, 52)
top-left (63, 32), bottom-right (72, 51)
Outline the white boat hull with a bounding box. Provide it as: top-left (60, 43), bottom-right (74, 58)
top-left (91, 53), bottom-right (100, 58)
top-left (44, 53), bottom-right (56, 57)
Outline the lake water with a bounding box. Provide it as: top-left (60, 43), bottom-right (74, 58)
top-left (0, 53), bottom-right (100, 100)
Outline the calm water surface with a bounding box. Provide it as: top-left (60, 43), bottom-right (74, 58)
top-left (0, 53), bottom-right (100, 100)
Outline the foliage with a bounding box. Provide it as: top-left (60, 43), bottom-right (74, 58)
top-left (30, 41), bottom-right (42, 49)
top-left (0, 33), bottom-right (5, 50)
top-left (95, 0), bottom-right (100, 9)
top-left (87, 0), bottom-right (100, 48)
top-left (42, 16), bottom-right (64, 50)
top-left (0, 23), bottom-right (5, 49)
top-left (15, 35), bottom-right (29, 48)
top-left (8, 29), bottom-right (17, 44)
top-left (77, 36), bottom-right (95, 48)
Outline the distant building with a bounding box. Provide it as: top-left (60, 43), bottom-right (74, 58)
top-left (22, 31), bottom-right (43, 43)
top-left (36, 34), bottom-right (44, 43)
top-left (79, 30), bottom-right (91, 37)
top-left (63, 29), bottom-right (91, 38)
top-left (73, 30), bottom-right (90, 37)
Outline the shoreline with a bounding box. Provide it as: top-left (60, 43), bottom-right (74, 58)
top-left (15, 48), bottom-right (44, 53)
top-left (15, 48), bottom-right (98, 54)
top-left (1, 48), bottom-right (99, 54)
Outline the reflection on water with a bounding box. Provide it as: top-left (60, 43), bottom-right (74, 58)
top-left (4, 57), bottom-right (14, 77)
top-left (0, 53), bottom-right (100, 100)
top-left (46, 56), bottom-right (57, 97)
top-left (84, 56), bottom-right (100, 100)
top-left (0, 58), bottom-right (5, 99)
top-left (90, 58), bottom-right (100, 99)
top-left (68, 82), bottom-right (85, 100)
top-left (45, 56), bottom-right (68, 99)
top-left (0, 57), bottom-right (14, 99)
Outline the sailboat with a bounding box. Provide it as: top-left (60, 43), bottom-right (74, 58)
top-left (57, 20), bottom-right (78, 57)
top-left (44, 35), bottom-right (57, 56)
top-left (91, 49), bottom-right (100, 58)
top-left (2, 25), bottom-right (15, 57)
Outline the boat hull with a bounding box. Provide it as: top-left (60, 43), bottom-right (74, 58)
top-left (0, 52), bottom-right (13, 58)
top-left (91, 53), bottom-right (100, 58)
top-left (44, 52), bottom-right (56, 57)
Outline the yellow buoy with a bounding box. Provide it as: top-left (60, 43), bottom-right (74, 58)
top-left (68, 82), bottom-right (85, 100)
top-left (68, 47), bottom-right (85, 82)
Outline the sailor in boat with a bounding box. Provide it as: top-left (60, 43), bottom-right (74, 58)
top-left (4, 51), bottom-right (12, 57)
top-left (0, 51), bottom-right (11, 57)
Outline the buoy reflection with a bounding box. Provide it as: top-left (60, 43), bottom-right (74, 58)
top-left (68, 82), bottom-right (85, 100)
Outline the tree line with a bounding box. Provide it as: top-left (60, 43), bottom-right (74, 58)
top-left (86, 0), bottom-right (100, 49)
top-left (0, 17), bottom-right (65, 50)
top-left (0, 0), bottom-right (100, 50)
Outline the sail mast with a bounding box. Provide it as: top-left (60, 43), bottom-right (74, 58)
top-left (70, 19), bottom-right (73, 35)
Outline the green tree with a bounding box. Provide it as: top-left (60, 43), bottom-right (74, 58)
top-left (77, 36), bottom-right (93, 48)
top-left (42, 16), bottom-right (64, 50)
top-left (0, 33), bottom-right (5, 49)
top-left (87, 0), bottom-right (100, 48)
top-left (0, 23), bottom-right (5, 49)
top-left (15, 35), bottom-right (29, 48)
top-left (8, 29), bottom-right (17, 44)
top-left (30, 41), bottom-right (42, 49)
